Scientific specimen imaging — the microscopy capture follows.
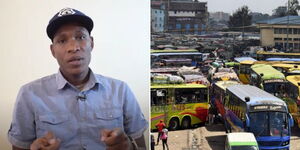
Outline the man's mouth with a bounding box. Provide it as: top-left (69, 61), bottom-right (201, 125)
top-left (68, 57), bottom-right (84, 65)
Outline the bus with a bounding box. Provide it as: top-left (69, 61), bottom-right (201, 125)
top-left (238, 60), bottom-right (255, 84)
top-left (285, 75), bottom-right (300, 128)
top-left (239, 60), bottom-right (300, 84)
top-left (225, 132), bottom-right (259, 150)
top-left (266, 57), bottom-right (300, 62)
top-left (212, 81), bottom-right (240, 118)
top-left (151, 84), bottom-right (209, 131)
top-left (272, 63), bottom-right (300, 76)
top-left (151, 52), bottom-right (203, 68)
top-left (249, 64), bottom-right (286, 95)
top-left (256, 50), bottom-right (300, 60)
top-left (224, 85), bottom-right (294, 150)
top-left (151, 49), bottom-right (199, 53)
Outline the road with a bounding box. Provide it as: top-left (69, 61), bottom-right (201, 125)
top-left (152, 123), bottom-right (300, 150)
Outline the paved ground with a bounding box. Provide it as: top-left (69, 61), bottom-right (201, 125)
top-left (151, 123), bottom-right (300, 150)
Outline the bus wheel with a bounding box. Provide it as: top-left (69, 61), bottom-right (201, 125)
top-left (181, 117), bottom-right (191, 129)
top-left (169, 118), bottom-right (179, 130)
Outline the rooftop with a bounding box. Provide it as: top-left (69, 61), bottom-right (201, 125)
top-left (256, 16), bottom-right (300, 25)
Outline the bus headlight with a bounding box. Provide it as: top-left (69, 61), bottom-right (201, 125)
top-left (281, 140), bottom-right (289, 146)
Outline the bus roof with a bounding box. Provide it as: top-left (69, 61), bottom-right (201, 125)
top-left (251, 64), bottom-right (285, 80)
top-left (151, 84), bottom-right (207, 89)
top-left (256, 50), bottom-right (300, 56)
top-left (151, 49), bottom-right (199, 53)
top-left (234, 57), bottom-right (257, 63)
top-left (215, 81), bottom-right (240, 91)
top-left (271, 63), bottom-right (297, 69)
top-left (227, 132), bottom-right (258, 146)
top-left (286, 75), bottom-right (300, 86)
top-left (266, 57), bottom-right (300, 61)
top-left (226, 85), bottom-right (285, 105)
top-left (240, 60), bottom-right (255, 65)
top-left (151, 52), bottom-right (202, 56)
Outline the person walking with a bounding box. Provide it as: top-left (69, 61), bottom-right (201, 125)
top-left (151, 133), bottom-right (155, 150)
top-left (155, 120), bottom-right (166, 145)
top-left (208, 105), bottom-right (217, 125)
top-left (161, 128), bottom-right (169, 150)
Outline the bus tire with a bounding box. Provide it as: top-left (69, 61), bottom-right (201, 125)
top-left (169, 118), bottom-right (179, 131)
top-left (181, 117), bottom-right (191, 129)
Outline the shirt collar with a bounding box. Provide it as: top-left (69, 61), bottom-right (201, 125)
top-left (55, 69), bottom-right (102, 90)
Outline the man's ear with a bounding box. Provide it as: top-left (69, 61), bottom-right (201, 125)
top-left (90, 36), bottom-right (94, 51)
top-left (50, 44), bottom-right (56, 58)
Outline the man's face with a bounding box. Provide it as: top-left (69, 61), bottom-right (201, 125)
top-left (50, 23), bottom-right (94, 77)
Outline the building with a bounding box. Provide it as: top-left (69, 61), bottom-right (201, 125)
top-left (210, 12), bottom-right (230, 22)
top-left (151, 1), bottom-right (166, 33)
top-left (167, 1), bottom-right (208, 34)
top-left (256, 16), bottom-right (300, 52)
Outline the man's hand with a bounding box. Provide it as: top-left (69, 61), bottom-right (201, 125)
top-left (30, 132), bottom-right (61, 150)
top-left (101, 128), bottom-right (132, 150)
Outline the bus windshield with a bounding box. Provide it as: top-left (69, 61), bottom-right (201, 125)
top-left (231, 145), bottom-right (259, 150)
top-left (263, 82), bottom-right (285, 94)
top-left (249, 112), bottom-right (289, 137)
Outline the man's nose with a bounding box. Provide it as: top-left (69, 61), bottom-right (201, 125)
top-left (67, 39), bottom-right (80, 53)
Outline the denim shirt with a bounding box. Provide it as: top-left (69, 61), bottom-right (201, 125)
top-left (8, 70), bottom-right (148, 150)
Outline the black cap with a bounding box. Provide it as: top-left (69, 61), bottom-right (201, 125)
top-left (47, 8), bottom-right (94, 40)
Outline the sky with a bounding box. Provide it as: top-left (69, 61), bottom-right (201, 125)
top-left (205, 0), bottom-right (288, 15)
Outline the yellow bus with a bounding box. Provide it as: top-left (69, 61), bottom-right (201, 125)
top-left (256, 50), bottom-right (300, 60)
top-left (238, 60), bottom-right (255, 84)
top-left (285, 75), bottom-right (300, 128)
top-left (272, 63), bottom-right (300, 76)
top-left (151, 83), bottom-right (209, 130)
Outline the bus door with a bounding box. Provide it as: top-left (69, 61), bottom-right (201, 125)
top-left (151, 88), bottom-right (168, 130)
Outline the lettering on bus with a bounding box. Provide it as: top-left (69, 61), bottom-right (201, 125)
top-left (151, 106), bottom-right (165, 113)
top-left (263, 79), bottom-right (285, 83)
top-left (172, 104), bottom-right (186, 111)
top-left (250, 105), bottom-right (286, 112)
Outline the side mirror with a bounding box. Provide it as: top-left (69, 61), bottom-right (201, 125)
top-left (245, 114), bottom-right (250, 128)
top-left (289, 114), bottom-right (294, 127)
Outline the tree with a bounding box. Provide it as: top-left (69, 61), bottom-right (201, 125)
top-left (288, 0), bottom-right (300, 15)
top-left (272, 6), bottom-right (287, 17)
top-left (272, 0), bottom-right (300, 17)
top-left (228, 6), bottom-right (252, 30)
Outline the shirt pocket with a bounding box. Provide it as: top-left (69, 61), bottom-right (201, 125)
top-left (37, 113), bottom-right (77, 141)
top-left (94, 108), bottom-right (123, 130)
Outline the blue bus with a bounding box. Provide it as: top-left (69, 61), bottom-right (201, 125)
top-left (224, 85), bottom-right (294, 150)
top-left (266, 57), bottom-right (300, 62)
top-left (151, 52), bottom-right (203, 68)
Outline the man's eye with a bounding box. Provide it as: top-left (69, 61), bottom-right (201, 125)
top-left (57, 39), bottom-right (66, 44)
top-left (76, 35), bottom-right (86, 40)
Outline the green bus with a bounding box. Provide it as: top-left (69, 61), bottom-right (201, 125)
top-left (249, 64), bottom-right (286, 95)
top-left (151, 83), bottom-right (209, 131)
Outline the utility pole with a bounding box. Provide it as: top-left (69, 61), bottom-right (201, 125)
top-left (287, 0), bottom-right (290, 51)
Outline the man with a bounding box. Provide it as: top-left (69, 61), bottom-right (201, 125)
top-left (8, 8), bottom-right (148, 150)
top-left (155, 120), bottom-right (165, 145)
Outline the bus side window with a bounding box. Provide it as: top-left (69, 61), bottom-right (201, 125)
top-left (151, 89), bottom-right (167, 106)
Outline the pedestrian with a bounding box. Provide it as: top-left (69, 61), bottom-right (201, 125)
top-left (156, 120), bottom-right (166, 145)
top-left (151, 133), bottom-right (155, 150)
top-left (161, 128), bottom-right (169, 150)
top-left (7, 8), bottom-right (148, 150)
top-left (208, 105), bottom-right (217, 125)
